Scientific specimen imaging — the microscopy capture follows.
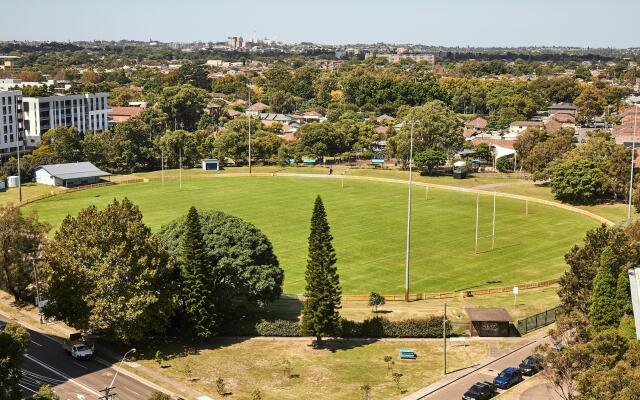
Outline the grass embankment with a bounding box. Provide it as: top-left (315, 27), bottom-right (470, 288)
top-left (23, 175), bottom-right (596, 294)
top-left (132, 337), bottom-right (491, 400)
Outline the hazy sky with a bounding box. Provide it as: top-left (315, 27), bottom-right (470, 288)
top-left (2, 0), bottom-right (638, 47)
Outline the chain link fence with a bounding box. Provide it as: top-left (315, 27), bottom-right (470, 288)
top-left (517, 306), bottom-right (562, 335)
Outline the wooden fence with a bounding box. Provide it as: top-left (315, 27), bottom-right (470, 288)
top-left (285, 278), bottom-right (560, 302)
top-left (17, 178), bottom-right (145, 207)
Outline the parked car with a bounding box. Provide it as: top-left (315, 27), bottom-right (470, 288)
top-left (462, 381), bottom-right (497, 400)
top-left (63, 332), bottom-right (94, 360)
top-left (493, 367), bottom-right (523, 389)
top-left (519, 355), bottom-right (543, 376)
top-left (0, 321), bottom-right (6, 331)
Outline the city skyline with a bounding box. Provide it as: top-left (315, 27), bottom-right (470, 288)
top-left (2, 0), bottom-right (640, 48)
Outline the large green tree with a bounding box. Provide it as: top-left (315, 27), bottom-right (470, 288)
top-left (296, 122), bottom-right (345, 161)
top-left (301, 196), bottom-right (342, 345)
top-left (179, 207), bottom-right (215, 339)
top-left (33, 126), bottom-right (83, 164)
top-left (157, 84), bottom-right (209, 131)
top-left (0, 323), bottom-right (30, 400)
top-left (160, 210), bottom-right (284, 325)
top-left (550, 158), bottom-right (604, 204)
top-left (0, 206), bottom-right (49, 302)
top-left (42, 199), bottom-right (176, 341)
top-left (414, 149), bottom-right (447, 175)
top-left (387, 101), bottom-right (463, 166)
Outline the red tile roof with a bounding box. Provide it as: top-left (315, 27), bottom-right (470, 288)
top-left (109, 106), bottom-right (143, 117)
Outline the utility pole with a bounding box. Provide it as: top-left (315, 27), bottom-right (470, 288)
top-left (179, 147), bottom-right (182, 190)
top-left (248, 81), bottom-right (252, 175)
top-left (33, 260), bottom-right (43, 324)
top-left (443, 302), bottom-right (447, 375)
top-left (475, 193), bottom-right (480, 253)
top-left (98, 387), bottom-right (116, 400)
top-left (491, 192), bottom-right (496, 250)
top-left (161, 147), bottom-right (164, 185)
top-left (628, 105), bottom-right (638, 220)
top-left (15, 130), bottom-right (22, 203)
top-left (404, 120), bottom-right (418, 302)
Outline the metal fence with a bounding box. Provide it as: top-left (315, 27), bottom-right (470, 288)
top-left (517, 306), bottom-right (562, 335)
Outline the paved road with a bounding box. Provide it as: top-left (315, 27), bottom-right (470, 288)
top-left (1, 313), bottom-right (159, 400)
top-left (406, 332), bottom-right (549, 400)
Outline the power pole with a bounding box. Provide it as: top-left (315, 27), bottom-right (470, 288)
top-left (98, 387), bottom-right (116, 400)
top-left (628, 105), bottom-right (638, 220)
top-left (248, 81), bottom-right (252, 175)
top-left (443, 302), bottom-right (447, 375)
top-left (179, 147), bottom-right (182, 190)
top-left (15, 130), bottom-right (22, 203)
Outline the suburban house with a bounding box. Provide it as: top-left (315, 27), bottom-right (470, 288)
top-left (246, 102), bottom-right (268, 116)
top-left (508, 120), bottom-right (544, 135)
top-left (108, 106), bottom-right (144, 125)
top-left (548, 103), bottom-right (577, 117)
top-left (613, 106), bottom-right (640, 147)
top-left (34, 162), bottom-right (111, 187)
top-left (543, 112), bottom-right (577, 133)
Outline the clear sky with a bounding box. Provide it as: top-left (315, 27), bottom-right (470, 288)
top-left (2, 0), bottom-right (638, 48)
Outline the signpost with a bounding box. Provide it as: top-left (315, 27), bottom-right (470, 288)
top-left (513, 286), bottom-right (519, 306)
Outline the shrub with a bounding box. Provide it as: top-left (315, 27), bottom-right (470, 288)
top-left (496, 157), bottom-right (513, 173)
top-left (255, 319), bottom-right (301, 336)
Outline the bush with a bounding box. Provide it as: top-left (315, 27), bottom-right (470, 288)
top-left (340, 316), bottom-right (451, 338)
top-left (496, 157), bottom-right (513, 173)
top-left (255, 319), bottom-right (301, 336)
top-left (220, 316), bottom-right (450, 338)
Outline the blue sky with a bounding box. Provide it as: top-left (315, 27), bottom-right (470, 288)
top-left (2, 0), bottom-right (638, 47)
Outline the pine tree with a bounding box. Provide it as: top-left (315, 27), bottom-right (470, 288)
top-left (588, 247), bottom-right (622, 330)
top-left (180, 207), bottom-right (214, 339)
top-left (616, 269), bottom-right (633, 316)
top-left (301, 196), bottom-right (341, 345)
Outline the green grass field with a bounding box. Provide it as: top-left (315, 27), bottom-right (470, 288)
top-left (23, 176), bottom-right (598, 294)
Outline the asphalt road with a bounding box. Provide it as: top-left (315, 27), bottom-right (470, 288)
top-left (417, 334), bottom-right (548, 400)
top-left (1, 314), bottom-right (159, 400)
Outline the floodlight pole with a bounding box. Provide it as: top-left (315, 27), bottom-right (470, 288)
top-left (248, 81), bottom-right (252, 176)
top-left (15, 130), bottom-right (22, 203)
top-left (425, 184), bottom-right (429, 201)
top-left (628, 105), bottom-right (638, 220)
top-left (491, 192), bottom-right (496, 250)
top-left (443, 302), bottom-right (447, 375)
top-left (475, 193), bottom-right (480, 253)
top-left (179, 147), bottom-right (182, 190)
top-left (161, 147), bottom-right (164, 185)
top-left (404, 120), bottom-right (417, 302)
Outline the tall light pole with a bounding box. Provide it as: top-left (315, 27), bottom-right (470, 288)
top-left (247, 81), bottom-right (252, 175)
top-left (628, 105), bottom-right (638, 220)
top-left (404, 120), bottom-right (418, 302)
top-left (15, 129), bottom-right (22, 203)
top-left (101, 348), bottom-right (136, 400)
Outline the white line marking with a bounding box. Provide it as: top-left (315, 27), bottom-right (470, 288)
top-left (73, 361), bottom-right (88, 370)
top-left (124, 387), bottom-right (141, 397)
top-left (24, 354), bottom-right (101, 396)
top-left (19, 383), bottom-right (37, 393)
top-left (30, 340), bottom-right (43, 347)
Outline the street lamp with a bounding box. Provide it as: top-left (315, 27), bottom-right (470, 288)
top-left (628, 104), bottom-right (638, 220)
top-left (405, 120), bottom-right (419, 302)
top-left (106, 348), bottom-right (136, 393)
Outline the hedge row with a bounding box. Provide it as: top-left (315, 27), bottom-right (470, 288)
top-left (223, 316), bottom-right (450, 338)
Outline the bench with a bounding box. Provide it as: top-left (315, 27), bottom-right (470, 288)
top-left (399, 349), bottom-right (417, 359)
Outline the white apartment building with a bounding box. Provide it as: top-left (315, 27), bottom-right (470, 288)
top-left (0, 91), bottom-right (23, 154)
top-left (22, 92), bottom-right (109, 148)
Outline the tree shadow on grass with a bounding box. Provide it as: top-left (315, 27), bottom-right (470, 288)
top-left (310, 338), bottom-right (379, 353)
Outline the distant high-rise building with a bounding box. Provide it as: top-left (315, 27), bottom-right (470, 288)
top-left (22, 92), bottom-right (109, 148)
top-left (227, 36), bottom-right (244, 49)
top-left (0, 91), bottom-right (23, 154)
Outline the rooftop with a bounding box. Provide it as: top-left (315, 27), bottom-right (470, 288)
top-left (36, 162), bottom-right (111, 180)
top-left (466, 307), bottom-right (512, 322)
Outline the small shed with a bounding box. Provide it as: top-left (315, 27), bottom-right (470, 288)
top-left (202, 159), bottom-right (221, 171)
top-left (7, 176), bottom-right (20, 188)
top-left (466, 308), bottom-right (513, 337)
top-left (0, 180), bottom-right (5, 192)
top-left (34, 162), bottom-right (110, 187)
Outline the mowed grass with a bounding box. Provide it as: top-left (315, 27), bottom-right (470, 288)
top-left (133, 338), bottom-right (491, 400)
top-left (24, 176), bottom-right (598, 294)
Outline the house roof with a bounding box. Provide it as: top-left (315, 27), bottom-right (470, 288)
top-left (109, 106), bottom-right (143, 117)
top-left (248, 102), bottom-right (268, 111)
top-left (465, 308), bottom-right (512, 322)
top-left (36, 162), bottom-right (110, 180)
top-left (466, 117), bottom-right (488, 128)
top-left (471, 138), bottom-right (515, 149)
top-left (376, 114), bottom-right (394, 122)
top-left (549, 103), bottom-right (577, 110)
top-left (510, 121), bottom-right (544, 127)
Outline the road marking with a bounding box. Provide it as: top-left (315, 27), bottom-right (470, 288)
top-left (24, 354), bottom-right (101, 396)
top-left (197, 396), bottom-right (215, 400)
top-left (30, 340), bottom-right (43, 347)
top-left (124, 387), bottom-right (141, 397)
top-left (73, 361), bottom-right (88, 370)
top-left (19, 383), bottom-right (36, 393)
top-left (76, 394), bottom-right (86, 400)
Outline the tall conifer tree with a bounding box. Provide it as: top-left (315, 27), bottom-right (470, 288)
top-left (301, 196), bottom-right (341, 345)
top-left (589, 246), bottom-right (622, 330)
top-left (180, 207), bottom-right (215, 339)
